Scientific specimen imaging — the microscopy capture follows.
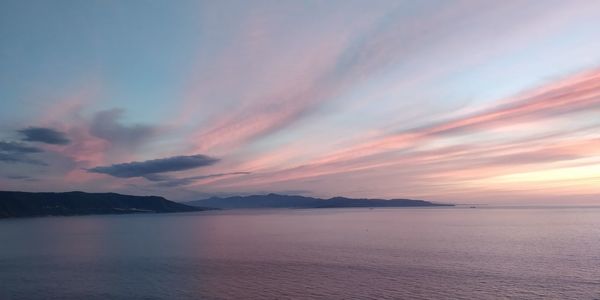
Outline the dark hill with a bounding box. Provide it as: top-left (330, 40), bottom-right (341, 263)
top-left (186, 193), bottom-right (452, 209)
top-left (0, 191), bottom-right (205, 218)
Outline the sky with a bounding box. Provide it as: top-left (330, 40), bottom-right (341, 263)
top-left (1, 0), bottom-right (600, 203)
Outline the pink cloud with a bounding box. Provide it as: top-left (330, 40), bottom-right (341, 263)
top-left (203, 68), bottom-right (600, 199)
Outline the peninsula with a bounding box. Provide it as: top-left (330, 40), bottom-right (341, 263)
top-left (0, 191), bottom-right (205, 218)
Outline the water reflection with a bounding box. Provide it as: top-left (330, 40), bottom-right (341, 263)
top-left (1, 208), bottom-right (599, 299)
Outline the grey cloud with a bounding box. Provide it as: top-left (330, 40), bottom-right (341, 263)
top-left (6, 175), bottom-right (30, 179)
top-left (19, 127), bottom-right (70, 145)
top-left (87, 154), bottom-right (219, 178)
top-left (147, 172), bottom-right (251, 187)
top-left (142, 174), bottom-right (171, 182)
top-left (0, 141), bottom-right (46, 165)
top-left (0, 153), bottom-right (47, 165)
top-left (5, 175), bottom-right (38, 181)
top-left (0, 141), bottom-right (43, 153)
top-left (90, 109), bottom-right (156, 148)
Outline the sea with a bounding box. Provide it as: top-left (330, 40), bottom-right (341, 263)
top-left (1, 207), bottom-right (599, 299)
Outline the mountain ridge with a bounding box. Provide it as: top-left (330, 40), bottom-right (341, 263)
top-left (186, 193), bottom-right (452, 209)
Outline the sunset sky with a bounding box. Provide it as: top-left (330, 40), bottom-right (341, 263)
top-left (1, 0), bottom-right (599, 203)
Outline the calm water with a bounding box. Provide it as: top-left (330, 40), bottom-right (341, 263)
top-left (1, 207), bottom-right (599, 299)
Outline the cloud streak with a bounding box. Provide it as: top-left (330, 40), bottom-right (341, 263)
top-left (5, 175), bottom-right (38, 181)
top-left (145, 172), bottom-right (251, 187)
top-left (307, 68), bottom-right (600, 167)
top-left (207, 68), bottom-right (600, 200)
